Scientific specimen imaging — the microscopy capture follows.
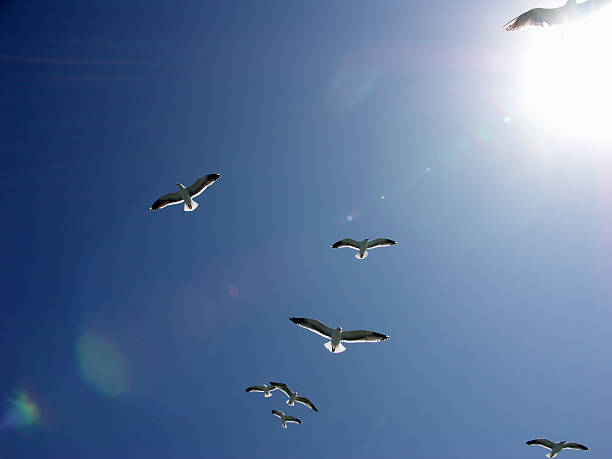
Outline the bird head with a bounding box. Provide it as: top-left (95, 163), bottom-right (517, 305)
top-left (338, 326), bottom-right (343, 332)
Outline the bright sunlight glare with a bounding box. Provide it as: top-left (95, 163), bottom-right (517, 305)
top-left (519, 5), bottom-right (612, 144)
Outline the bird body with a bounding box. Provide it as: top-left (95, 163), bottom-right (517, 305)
top-left (176, 183), bottom-right (197, 211)
top-left (289, 317), bottom-right (389, 353)
top-left (271, 409), bottom-right (301, 428)
top-left (150, 173), bottom-right (220, 211)
top-left (329, 327), bottom-right (344, 353)
top-left (526, 438), bottom-right (589, 457)
top-left (331, 237), bottom-right (397, 259)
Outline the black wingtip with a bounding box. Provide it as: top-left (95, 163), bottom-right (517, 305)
top-left (290, 317), bottom-right (302, 324)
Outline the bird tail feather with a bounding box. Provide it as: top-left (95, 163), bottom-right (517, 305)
top-left (546, 453), bottom-right (556, 458)
top-left (355, 251), bottom-right (368, 259)
top-left (324, 341), bottom-right (346, 353)
top-left (184, 200), bottom-right (198, 212)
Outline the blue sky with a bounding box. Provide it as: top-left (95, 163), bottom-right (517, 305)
top-left (2, 1), bottom-right (612, 457)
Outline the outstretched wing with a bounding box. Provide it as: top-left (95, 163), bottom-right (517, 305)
top-left (526, 439), bottom-right (556, 450)
top-left (341, 330), bottom-right (389, 342)
top-left (331, 239), bottom-right (361, 250)
top-left (269, 382), bottom-right (292, 398)
top-left (271, 410), bottom-right (283, 418)
top-left (295, 396), bottom-right (318, 412)
top-left (285, 416), bottom-right (301, 424)
top-left (367, 238), bottom-right (397, 249)
top-left (187, 173), bottom-right (220, 198)
top-left (290, 318), bottom-right (334, 338)
top-left (576, 0), bottom-right (612, 19)
top-left (563, 443), bottom-right (588, 451)
top-left (245, 385), bottom-right (267, 393)
top-left (150, 191), bottom-right (183, 210)
top-left (504, 8), bottom-right (559, 31)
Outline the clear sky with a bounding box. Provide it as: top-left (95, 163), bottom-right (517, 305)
top-left (1, 1), bottom-right (612, 458)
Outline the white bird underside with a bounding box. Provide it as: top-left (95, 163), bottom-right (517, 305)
top-left (289, 317), bottom-right (389, 353)
top-left (150, 173), bottom-right (220, 211)
top-left (504, 0), bottom-right (612, 31)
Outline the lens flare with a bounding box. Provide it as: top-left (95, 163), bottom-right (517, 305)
top-left (477, 128), bottom-right (488, 142)
top-left (228, 283), bottom-right (239, 299)
top-left (1, 391), bottom-right (40, 431)
top-left (77, 331), bottom-right (129, 397)
top-left (518, 6), bottom-right (612, 144)
top-left (328, 53), bottom-right (381, 113)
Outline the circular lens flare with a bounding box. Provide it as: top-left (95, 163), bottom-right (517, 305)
top-left (77, 331), bottom-right (129, 397)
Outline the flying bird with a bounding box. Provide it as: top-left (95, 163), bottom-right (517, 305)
top-left (504, 0), bottom-right (612, 31)
top-left (331, 238), bottom-right (397, 259)
top-left (271, 409), bottom-right (301, 428)
top-left (289, 317), bottom-right (389, 353)
top-left (150, 173), bottom-right (220, 211)
top-left (245, 383), bottom-right (278, 398)
top-left (526, 439), bottom-right (589, 457)
top-left (268, 382), bottom-right (318, 412)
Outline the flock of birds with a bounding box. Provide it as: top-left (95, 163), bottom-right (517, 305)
top-left (146, 0), bottom-right (612, 454)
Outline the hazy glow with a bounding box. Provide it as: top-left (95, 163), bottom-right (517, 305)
top-left (519, 7), bottom-right (612, 143)
top-left (328, 54), bottom-right (381, 113)
top-left (1, 391), bottom-right (40, 430)
top-left (77, 331), bottom-right (129, 397)
top-left (228, 283), bottom-right (239, 298)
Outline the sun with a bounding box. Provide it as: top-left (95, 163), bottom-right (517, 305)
top-left (518, 5), bottom-right (612, 144)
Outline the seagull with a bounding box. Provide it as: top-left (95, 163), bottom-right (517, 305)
top-left (271, 409), bottom-right (301, 428)
top-left (504, 0), bottom-right (612, 31)
top-left (150, 173), bottom-right (220, 211)
top-left (331, 238), bottom-right (397, 259)
top-left (526, 439), bottom-right (589, 457)
top-left (268, 382), bottom-right (318, 412)
top-left (289, 317), bottom-right (389, 353)
top-left (245, 383), bottom-right (278, 398)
